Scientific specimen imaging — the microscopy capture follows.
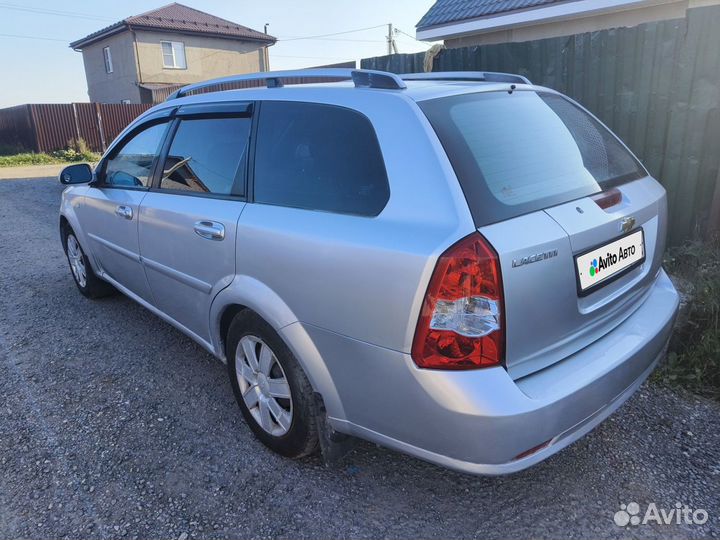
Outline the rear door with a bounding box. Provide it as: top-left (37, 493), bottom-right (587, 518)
top-left (76, 119), bottom-right (171, 302)
top-left (138, 102), bottom-right (252, 342)
top-left (420, 89), bottom-right (665, 378)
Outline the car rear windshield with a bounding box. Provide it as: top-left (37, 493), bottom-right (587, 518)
top-left (419, 90), bottom-right (647, 226)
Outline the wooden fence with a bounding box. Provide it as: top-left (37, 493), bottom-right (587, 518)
top-left (363, 4), bottom-right (720, 244)
top-left (0, 103), bottom-right (151, 154)
top-left (0, 68), bottom-right (354, 155)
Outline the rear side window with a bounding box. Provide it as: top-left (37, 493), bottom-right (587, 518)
top-left (253, 101), bottom-right (389, 216)
top-left (419, 91), bottom-right (646, 225)
top-left (160, 117), bottom-right (250, 196)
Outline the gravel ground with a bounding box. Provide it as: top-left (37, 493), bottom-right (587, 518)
top-left (0, 164), bottom-right (64, 180)
top-left (0, 176), bottom-right (719, 540)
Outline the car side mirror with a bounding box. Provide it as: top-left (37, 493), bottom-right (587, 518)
top-left (59, 163), bottom-right (93, 185)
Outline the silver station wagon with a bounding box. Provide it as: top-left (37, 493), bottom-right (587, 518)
top-left (58, 69), bottom-right (679, 474)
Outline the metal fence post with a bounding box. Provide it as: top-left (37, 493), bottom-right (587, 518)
top-left (26, 104), bottom-right (40, 153)
top-left (71, 103), bottom-right (81, 144)
top-left (95, 103), bottom-right (107, 152)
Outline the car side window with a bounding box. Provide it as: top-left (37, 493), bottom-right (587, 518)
top-left (103, 122), bottom-right (168, 188)
top-left (159, 117), bottom-right (250, 196)
top-left (253, 101), bottom-right (390, 216)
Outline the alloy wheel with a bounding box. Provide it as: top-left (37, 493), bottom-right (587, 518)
top-left (235, 335), bottom-right (293, 436)
top-left (66, 234), bottom-right (87, 288)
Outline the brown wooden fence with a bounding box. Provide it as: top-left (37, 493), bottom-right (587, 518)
top-left (0, 68), bottom-right (354, 155)
top-left (0, 103), bottom-right (152, 154)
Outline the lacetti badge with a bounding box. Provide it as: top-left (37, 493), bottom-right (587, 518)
top-left (589, 245), bottom-right (637, 278)
top-left (512, 249), bottom-right (558, 268)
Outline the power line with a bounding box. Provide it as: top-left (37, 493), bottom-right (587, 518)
top-left (272, 54), bottom-right (353, 60)
top-left (394, 27), bottom-right (424, 42)
top-left (283, 37), bottom-right (385, 43)
top-left (277, 24), bottom-right (386, 42)
top-left (0, 2), bottom-right (113, 22)
top-left (0, 32), bottom-right (70, 42)
top-left (393, 27), bottom-right (435, 51)
top-left (0, 21), bottom-right (393, 55)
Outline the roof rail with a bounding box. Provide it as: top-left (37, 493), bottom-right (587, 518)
top-left (166, 68), bottom-right (406, 100)
top-left (400, 71), bottom-right (531, 85)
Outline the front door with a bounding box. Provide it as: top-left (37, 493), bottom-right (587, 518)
top-left (138, 106), bottom-right (252, 341)
top-left (77, 120), bottom-right (171, 303)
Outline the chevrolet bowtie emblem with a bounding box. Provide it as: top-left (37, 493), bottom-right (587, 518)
top-left (620, 216), bottom-right (636, 234)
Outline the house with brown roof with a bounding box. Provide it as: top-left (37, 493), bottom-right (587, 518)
top-left (70, 3), bottom-right (276, 104)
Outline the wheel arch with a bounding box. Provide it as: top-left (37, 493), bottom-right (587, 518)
top-left (59, 214), bottom-right (71, 246)
top-left (210, 277), bottom-right (346, 421)
top-left (59, 209), bottom-right (103, 275)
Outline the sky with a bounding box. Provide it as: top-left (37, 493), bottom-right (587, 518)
top-left (0, 0), bottom-right (436, 108)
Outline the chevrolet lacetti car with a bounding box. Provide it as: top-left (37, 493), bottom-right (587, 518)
top-left (58, 69), bottom-right (679, 474)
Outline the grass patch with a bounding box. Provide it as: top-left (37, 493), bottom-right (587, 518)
top-left (0, 152), bottom-right (65, 167)
top-left (0, 138), bottom-right (100, 167)
top-left (655, 237), bottom-right (720, 400)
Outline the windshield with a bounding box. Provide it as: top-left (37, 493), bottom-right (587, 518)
top-left (419, 90), bottom-right (646, 225)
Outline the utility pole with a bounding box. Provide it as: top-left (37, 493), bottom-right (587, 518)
top-left (386, 23), bottom-right (398, 55)
top-left (263, 23), bottom-right (270, 72)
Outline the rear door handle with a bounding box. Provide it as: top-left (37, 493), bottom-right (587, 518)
top-left (193, 220), bottom-right (225, 241)
top-left (115, 205), bottom-right (133, 220)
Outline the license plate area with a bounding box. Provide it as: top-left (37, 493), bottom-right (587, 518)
top-left (575, 229), bottom-right (645, 296)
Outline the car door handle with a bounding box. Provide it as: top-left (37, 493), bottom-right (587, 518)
top-left (193, 221), bottom-right (225, 241)
top-left (115, 205), bottom-right (133, 220)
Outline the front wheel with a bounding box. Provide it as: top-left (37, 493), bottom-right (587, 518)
top-left (61, 226), bottom-right (115, 298)
top-left (227, 310), bottom-right (319, 458)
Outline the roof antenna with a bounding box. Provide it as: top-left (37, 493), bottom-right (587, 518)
top-left (508, 84), bottom-right (516, 95)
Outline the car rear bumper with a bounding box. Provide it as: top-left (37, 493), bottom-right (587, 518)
top-left (287, 268), bottom-right (679, 475)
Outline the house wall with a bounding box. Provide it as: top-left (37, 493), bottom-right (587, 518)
top-left (134, 30), bottom-right (267, 85)
top-left (444, 0), bottom-right (719, 47)
top-left (80, 31), bottom-right (142, 103)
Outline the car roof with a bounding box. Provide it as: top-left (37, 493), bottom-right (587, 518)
top-left (135, 68), bottom-right (558, 125)
top-left (152, 80), bottom-right (542, 109)
top-left (285, 79), bottom-right (542, 101)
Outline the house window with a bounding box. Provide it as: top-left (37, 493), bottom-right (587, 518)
top-left (103, 46), bottom-right (113, 73)
top-left (161, 41), bottom-right (186, 69)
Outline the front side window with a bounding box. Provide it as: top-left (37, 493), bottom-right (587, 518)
top-left (160, 117), bottom-right (250, 196)
top-left (103, 122), bottom-right (168, 188)
top-left (161, 41), bottom-right (186, 69)
top-left (419, 91), bottom-right (646, 225)
top-left (253, 101), bottom-right (389, 216)
top-left (103, 46), bottom-right (113, 73)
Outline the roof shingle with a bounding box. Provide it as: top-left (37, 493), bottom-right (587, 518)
top-left (417, 0), bottom-right (574, 30)
top-left (71, 3), bottom-right (275, 49)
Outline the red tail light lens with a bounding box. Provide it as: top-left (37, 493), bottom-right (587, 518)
top-left (591, 187), bottom-right (622, 210)
top-left (411, 233), bottom-right (504, 370)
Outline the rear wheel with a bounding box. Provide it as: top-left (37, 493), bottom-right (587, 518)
top-left (227, 310), bottom-right (319, 458)
top-left (61, 226), bottom-right (115, 298)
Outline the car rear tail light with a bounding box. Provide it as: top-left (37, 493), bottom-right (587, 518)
top-left (411, 233), bottom-right (504, 370)
top-left (591, 188), bottom-right (622, 210)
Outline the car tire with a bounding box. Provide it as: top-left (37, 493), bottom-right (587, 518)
top-left (226, 310), bottom-right (319, 458)
top-left (61, 225), bottom-right (115, 299)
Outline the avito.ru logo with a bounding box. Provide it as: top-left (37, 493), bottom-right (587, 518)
top-left (614, 502), bottom-right (708, 527)
top-left (589, 245), bottom-right (637, 278)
